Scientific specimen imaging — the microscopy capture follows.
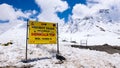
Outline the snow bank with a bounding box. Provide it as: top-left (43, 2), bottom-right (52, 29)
top-left (1, 42), bottom-right (120, 68)
top-left (0, 22), bottom-right (120, 68)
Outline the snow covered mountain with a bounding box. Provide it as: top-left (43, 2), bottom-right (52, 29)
top-left (64, 9), bottom-right (120, 33)
top-left (0, 9), bottom-right (120, 45)
top-left (0, 21), bottom-right (26, 45)
top-left (60, 9), bottom-right (120, 45)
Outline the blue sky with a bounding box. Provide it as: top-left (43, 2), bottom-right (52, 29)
top-left (57, 0), bottom-right (86, 22)
top-left (0, 0), bottom-right (119, 24)
top-left (0, 0), bottom-right (86, 22)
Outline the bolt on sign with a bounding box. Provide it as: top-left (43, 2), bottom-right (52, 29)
top-left (28, 21), bottom-right (57, 44)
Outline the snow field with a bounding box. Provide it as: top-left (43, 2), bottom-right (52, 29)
top-left (1, 39), bottom-right (120, 68)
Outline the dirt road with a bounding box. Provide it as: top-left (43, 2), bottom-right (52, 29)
top-left (71, 44), bottom-right (120, 54)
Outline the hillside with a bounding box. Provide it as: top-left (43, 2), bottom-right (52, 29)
top-left (60, 9), bottom-right (120, 45)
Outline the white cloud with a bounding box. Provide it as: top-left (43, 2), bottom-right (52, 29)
top-left (87, 0), bottom-right (120, 21)
top-left (72, 0), bottom-right (120, 21)
top-left (0, 4), bottom-right (25, 31)
top-left (35, 0), bottom-right (68, 23)
top-left (0, 3), bottom-right (38, 33)
top-left (87, 0), bottom-right (119, 9)
top-left (0, 3), bottom-right (38, 21)
top-left (24, 10), bottom-right (37, 18)
top-left (0, 1), bottom-right (68, 33)
top-left (0, 3), bottom-right (17, 20)
top-left (72, 4), bottom-right (90, 19)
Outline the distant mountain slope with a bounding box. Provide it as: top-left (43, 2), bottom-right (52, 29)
top-left (61, 8), bottom-right (120, 35)
top-left (0, 22), bottom-right (26, 45)
top-left (59, 9), bottom-right (120, 45)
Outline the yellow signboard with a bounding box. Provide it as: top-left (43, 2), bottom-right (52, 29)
top-left (28, 21), bottom-right (57, 44)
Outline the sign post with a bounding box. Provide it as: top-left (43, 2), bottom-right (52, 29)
top-left (57, 23), bottom-right (59, 54)
top-left (25, 19), bottom-right (29, 62)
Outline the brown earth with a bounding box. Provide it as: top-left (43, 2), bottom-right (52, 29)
top-left (71, 44), bottom-right (120, 54)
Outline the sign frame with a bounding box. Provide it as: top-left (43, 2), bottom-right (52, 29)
top-left (25, 20), bottom-right (59, 62)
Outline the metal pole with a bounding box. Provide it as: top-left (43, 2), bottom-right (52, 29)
top-left (57, 23), bottom-right (59, 54)
top-left (25, 19), bottom-right (29, 62)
